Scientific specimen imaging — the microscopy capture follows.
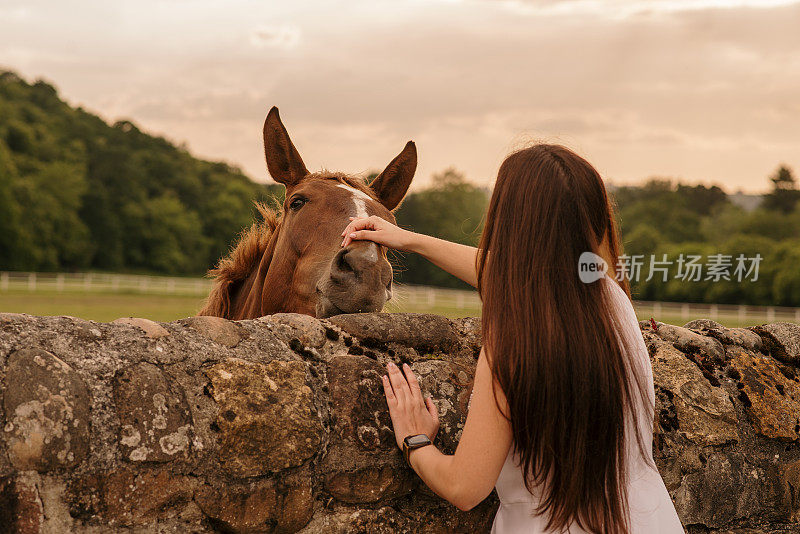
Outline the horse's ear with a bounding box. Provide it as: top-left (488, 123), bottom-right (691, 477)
top-left (370, 141), bottom-right (417, 210)
top-left (263, 107), bottom-right (309, 186)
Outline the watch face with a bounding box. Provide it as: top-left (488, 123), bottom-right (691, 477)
top-left (406, 434), bottom-right (430, 447)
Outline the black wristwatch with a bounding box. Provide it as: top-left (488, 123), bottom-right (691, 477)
top-left (402, 433), bottom-right (432, 466)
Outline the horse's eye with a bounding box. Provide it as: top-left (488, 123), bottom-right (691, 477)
top-left (289, 197), bottom-right (307, 211)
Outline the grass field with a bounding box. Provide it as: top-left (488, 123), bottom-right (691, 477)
top-left (0, 288), bottom-right (794, 327)
top-left (0, 290), bottom-right (207, 323)
top-left (0, 289), bottom-right (475, 322)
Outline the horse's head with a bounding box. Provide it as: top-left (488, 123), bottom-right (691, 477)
top-left (200, 107), bottom-right (416, 319)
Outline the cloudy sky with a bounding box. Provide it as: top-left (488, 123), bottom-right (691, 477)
top-left (2, 0), bottom-right (799, 192)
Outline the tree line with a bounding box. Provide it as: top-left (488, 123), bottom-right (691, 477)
top-left (395, 165), bottom-right (800, 309)
top-left (613, 170), bottom-right (800, 306)
top-left (1, 70), bottom-right (798, 306)
top-left (0, 71), bottom-right (277, 274)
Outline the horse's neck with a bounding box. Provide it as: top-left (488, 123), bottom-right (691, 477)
top-left (232, 269), bottom-right (263, 319)
top-left (233, 228), bottom-right (302, 319)
top-left (232, 229), bottom-right (278, 319)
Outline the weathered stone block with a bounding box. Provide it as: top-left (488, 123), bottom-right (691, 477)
top-left (684, 319), bottom-right (763, 352)
top-left (112, 317), bottom-right (170, 339)
top-left (327, 354), bottom-right (394, 448)
top-left (261, 312), bottom-right (330, 349)
top-left (183, 315), bottom-right (243, 347)
top-left (411, 359), bottom-right (474, 452)
top-left (779, 459), bottom-right (800, 523)
top-left (195, 479), bottom-right (278, 533)
top-left (297, 499), bottom-right (497, 534)
top-left (729, 346), bottom-right (800, 441)
top-left (651, 342), bottom-right (738, 446)
top-left (196, 473), bottom-right (313, 533)
top-left (324, 457), bottom-right (416, 504)
top-left (323, 354), bottom-right (415, 503)
top-left (2, 348), bottom-right (91, 471)
top-left (102, 468), bottom-right (197, 527)
top-left (112, 362), bottom-right (193, 462)
top-left (754, 322), bottom-right (800, 364)
top-left (329, 312), bottom-right (462, 354)
top-left (205, 357), bottom-right (322, 477)
top-left (655, 322), bottom-right (725, 363)
top-left (0, 473), bottom-right (43, 534)
top-left (674, 453), bottom-right (783, 528)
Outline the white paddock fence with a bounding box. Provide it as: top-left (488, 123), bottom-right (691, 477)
top-left (0, 271), bottom-right (213, 297)
top-left (1, 271), bottom-right (798, 324)
top-left (633, 300), bottom-right (800, 325)
top-left (0, 271), bottom-right (484, 310)
top-left (388, 283), bottom-right (800, 324)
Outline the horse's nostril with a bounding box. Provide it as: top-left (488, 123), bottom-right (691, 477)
top-left (337, 250), bottom-right (353, 274)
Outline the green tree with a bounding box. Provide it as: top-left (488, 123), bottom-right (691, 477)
top-left (0, 69), bottom-right (269, 274)
top-left (200, 179), bottom-right (267, 267)
top-left (393, 168), bottom-right (488, 289)
top-left (12, 162), bottom-right (93, 270)
top-left (763, 165), bottom-right (799, 214)
top-left (633, 242), bottom-right (715, 303)
top-left (0, 141), bottom-right (24, 268)
top-left (622, 225), bottom-right (664, 259)
top-left (122, 195), bottom-right (209, 274)
top-left (699, 203), bottom-right (747, 244)
top-left (770, 242), bottom-right (800, 306)
top-left (675, 183), bottom-right (728, 216)
top-left (703, 235), bottom-right (775, 305)
top-left (618, 199), bottom-right (701, 243)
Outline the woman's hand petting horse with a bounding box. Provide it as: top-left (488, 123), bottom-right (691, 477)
top-left (382, 361), bottom-right (440, 449)
top-left (341, 215), bottom-right (480, 287)
top-left (340, 215), bottom-right (414, 251)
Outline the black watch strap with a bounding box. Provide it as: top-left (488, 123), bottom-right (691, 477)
top-left (402, 434), bottom-right (432, 465)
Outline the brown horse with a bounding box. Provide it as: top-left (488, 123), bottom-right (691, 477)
top-left (199, 107), bottom-right (416, 319)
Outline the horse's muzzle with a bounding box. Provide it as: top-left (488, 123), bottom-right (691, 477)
top-left (315, 242), bottom-right (393, 318)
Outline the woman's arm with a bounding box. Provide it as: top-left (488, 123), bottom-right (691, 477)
top-left (341, 215), bottom-right (479, 287)
top-left (382, 347), bottom-right (513, 510)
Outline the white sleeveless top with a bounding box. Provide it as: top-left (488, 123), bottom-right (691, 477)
top-left (490, 274), bottom-right (684, 533)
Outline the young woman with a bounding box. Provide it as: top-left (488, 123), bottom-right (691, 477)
top-left (340, 144), bottom-right (684, 533)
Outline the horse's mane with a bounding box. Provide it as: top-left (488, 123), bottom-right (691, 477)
top-left (198, 201), bottom-right (279, 318)
top-left (198, 173), bottom-right (375, 318)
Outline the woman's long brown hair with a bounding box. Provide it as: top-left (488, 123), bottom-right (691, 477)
top-left (477, 145), bottom-right (652, 533)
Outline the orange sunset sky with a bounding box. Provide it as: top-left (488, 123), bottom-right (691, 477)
top-left (2, 0), bottom-right (799, 193)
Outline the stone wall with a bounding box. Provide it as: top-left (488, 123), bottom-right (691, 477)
top-left (0, 312), bottom-right (799, 533)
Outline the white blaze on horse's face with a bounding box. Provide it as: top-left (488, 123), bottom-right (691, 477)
top-left (312, 180), bottom-right (393, 318)
top-left (336, 183), bottom-right (379, 262)
top-left (336, 183), bottom-right (370, 219)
